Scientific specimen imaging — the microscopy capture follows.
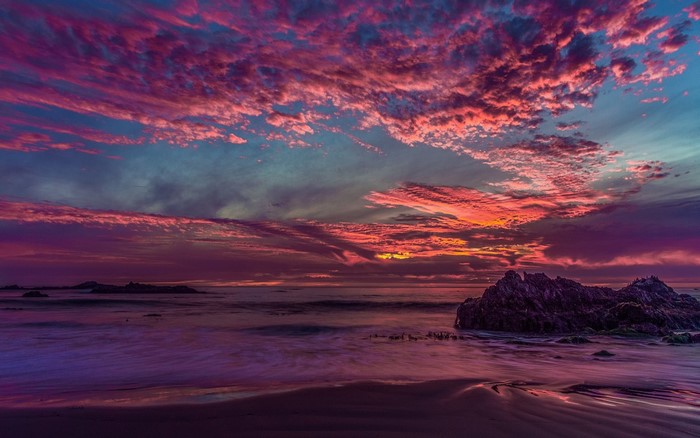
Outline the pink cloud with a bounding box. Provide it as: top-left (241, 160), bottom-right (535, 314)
top-left (0, 1), bottom-right (693, 285)
top-left (553, 250), bottom-right (700, 268)
top-left (610, 57), bottom-right (637, 82)
top-left (366, 184), bottom-right (553, 229)
top-left (0, 0), bottom-right (691, 151)
top-left (472, 135), bottom-right (621, 196)
top-left (0, 111), bottom-right (142, 146)
top-left (626, 160), bottom-right (670, 180)
top-left (0, 191), bottom-right (691, 285)
top-left (0, 197), bottom-right (548, 278)
top-left (0, 199), bottom-right (379, 265)
top-left (685, 2), bottom-right (700, 21)
top-left (227, 133), bottom-right (247, 144)
top-left (609, 16), bottom-right (668, 48)
top-left (266, 111), bottom-right (315, 136)
top-left (0, 199), bottom-right (216, 229)
top-left (640, 96), bottom-right (669, 104)
top-left (0, 131), bottom-right (101, 155)
top-left (632, 52), bottom-right (687, 85)
top-left (555, 121), bottom-right (581, 131)
top-left (366, 136), bottom-right (669, 232)
top-left (656, 21), bottom-right (691, 53)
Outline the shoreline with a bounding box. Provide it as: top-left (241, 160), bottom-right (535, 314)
top-left (1, 379), bottom-right (698, 437)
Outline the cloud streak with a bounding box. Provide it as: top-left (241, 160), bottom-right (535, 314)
top-left (368, 135), bottom-right (669, 228)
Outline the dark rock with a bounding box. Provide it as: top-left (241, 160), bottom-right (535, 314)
top-left (22, 290), bottom-right (49, 298)
top-left (455, 271), bottom-right (700, 335)
top-left (71, 281), bottom-right (109, 289)
top-left (90, 282), bottom-right (202, 294)
top-left (426, 331), bottom-right (458, 340)
top-left (556, 336), bottom-right (591, 344)
top-left (143, 313), bottom-right (162, 317)
top-left (592, 350), bottom-right (615, 357)
top-left (662, 332), bottom-right (695, 344)
top-left (599, 327), bottom-right (648, 337)
top-left (506, 340), bottom-right (535, 345)
top-left (1, 284), bottom-right (23, 290)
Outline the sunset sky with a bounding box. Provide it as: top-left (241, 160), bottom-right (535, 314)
top-left (1, 0), bottom-right (699, 286)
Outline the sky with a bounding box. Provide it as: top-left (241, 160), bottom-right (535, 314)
top-left (1, 0), bottom-right (699, 287)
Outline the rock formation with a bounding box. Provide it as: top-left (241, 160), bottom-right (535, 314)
top-left (71, 281), bottom-right (109, 289)
top-left (455, 271), bottom-right (700, 335)
top-left (22, 290), bottom-right (49, 298)
top-left (90, 282), bottom-right (202, 294)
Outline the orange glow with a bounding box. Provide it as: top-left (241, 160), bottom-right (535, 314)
top-left (376, 252), bottom-right (412, 260)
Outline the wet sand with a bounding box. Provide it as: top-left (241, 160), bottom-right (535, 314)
top-left (1, 379), bottom-right (698, 437)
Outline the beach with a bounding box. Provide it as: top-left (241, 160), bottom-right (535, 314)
top-left (2, 379), bottom-right (699, 437)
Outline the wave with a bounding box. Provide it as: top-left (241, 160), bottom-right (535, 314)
top-left (19, 321), bottom-right (88, 329)
top-left (484, 381), bottom-right (700, 409)
top-left (242, 324), bottom-right (358, 336)
top-left (0, 298), bottom-right (199, 308)
top-left (234, 299), bottom-right (458, 313)
top-left (562, 384), bottom-right (700, 407)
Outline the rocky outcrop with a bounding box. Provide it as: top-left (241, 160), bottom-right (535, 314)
top-left (71, 281), bottom-right (110, 290)
top-left (663, 332), bottom-right (700, 344)
top-left (22, 290), bottom-right (49, 298)
top-left (455, 271), bottom-right (700, 335)
top-left (90, 282), bottom-right (202, 294)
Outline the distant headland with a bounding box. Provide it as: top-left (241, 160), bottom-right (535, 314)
top-left (1, 281), bottom-right (203, 294)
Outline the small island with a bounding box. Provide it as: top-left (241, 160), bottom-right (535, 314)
top-left (455, 271), bottom-right (700, 337)
top-left (2, 281), bottom-right (112, 291)
top-left (3, 281), bottom-right (202, 294)
top-left (89, 282), bottom-right (203, 294)
top-left (22, 290), bottom-right (49, 298)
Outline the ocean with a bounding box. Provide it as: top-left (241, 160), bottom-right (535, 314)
top-left (1, 286), bottom-right (699, 411)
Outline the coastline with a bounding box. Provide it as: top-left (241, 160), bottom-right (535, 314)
top-left (1, 379), bottom-right (698, 438)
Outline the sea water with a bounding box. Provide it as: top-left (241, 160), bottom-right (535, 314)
top-left (0, 286), bottom-right (699, 409)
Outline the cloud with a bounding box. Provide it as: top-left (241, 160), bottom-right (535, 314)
top-left (640, 96), bottom-right (668, 104)
top-left (626, 160), bottom-right (670, 180)
top-left (366, 183), bottom-right (554, 229)
top-left (685, 2), bottom-right (700, 21)
top-left (657, 21), bottom-right (691, 53)
top-left (0, 197), bottom-right (549, 282)
top-left (0, 199), bottom-right (219, 230)
top-left (0, 109), bottom-right (142, 146)
top-left (0, 1), bottom-right (694, 285)
top-left (610, 57), bottom-right (637, 82)
top-left (1, 183), bottom-right (693, 285)
top-left (0, 0), bottom-right (691, 151)
top-left (553, 250), bottom-right (700, 268)
top-left (0, 131), bottom-right (101, 155)
top-left (0, 198), bottom-right (383, 265)
top-left (227, 133), bottom-right (247, 144)
top-left (367, 135), bottom-right (670, 232)
top-left (266, 111), bottom-right (315, 136)
top-left (555, 121), bottom-right (581, 131)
